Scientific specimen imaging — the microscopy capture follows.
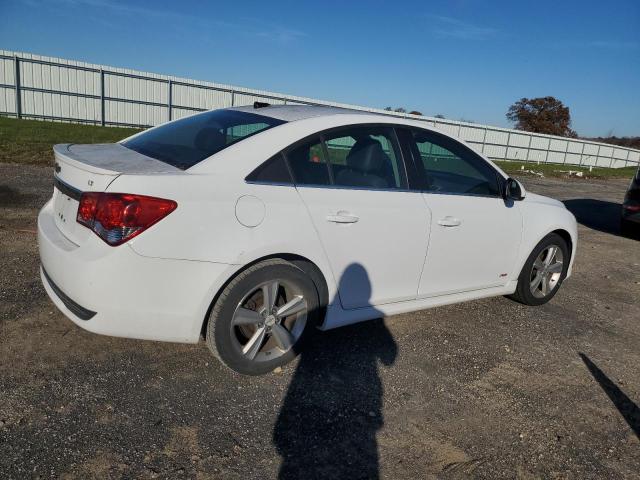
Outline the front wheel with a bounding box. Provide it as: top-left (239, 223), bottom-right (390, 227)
top-left (206, 259), bottom-right (319, 375)
top-left (508, 233), bottom-right (569, 306)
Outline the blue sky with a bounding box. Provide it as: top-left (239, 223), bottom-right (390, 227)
top-left (1, 0), bottom-right (638, 136)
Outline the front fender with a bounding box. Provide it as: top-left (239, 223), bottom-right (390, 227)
top-left (513, 202), bottom-right (578, 279)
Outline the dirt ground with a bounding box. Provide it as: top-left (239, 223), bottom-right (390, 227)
top-left (1, 163), bottom-right (639, 479)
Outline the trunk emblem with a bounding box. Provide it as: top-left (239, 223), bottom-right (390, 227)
top-left (88, 180), bottom-right (94, 186)
top-left (54, 163), bottom-right (61, 173)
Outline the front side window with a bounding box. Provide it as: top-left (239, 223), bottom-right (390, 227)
top-left (122, 110), bottom-right (285, 170)
top-left (323, 126), bottom-right (407, 189)
top-left (410, 130), bottom-right (500, 196)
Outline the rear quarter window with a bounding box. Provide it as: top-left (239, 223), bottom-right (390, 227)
top-left (245, 153), bottom-right (293, 184)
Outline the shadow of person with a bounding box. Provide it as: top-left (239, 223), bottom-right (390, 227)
top-left (273, 263), bottom-right (397, 480)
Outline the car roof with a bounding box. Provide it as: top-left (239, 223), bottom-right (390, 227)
top-left (188, 107), bottom-right (510, 180)
top-left (227, 104), bottom-right (371, 122)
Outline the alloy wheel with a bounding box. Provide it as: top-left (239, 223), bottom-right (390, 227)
top-left (529, 245), bottom-right (564, 298)
top-left (230, 280), bottom-right (308, 362)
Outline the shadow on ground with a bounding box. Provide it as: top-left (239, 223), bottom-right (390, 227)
top-left (580, 353), bottom-right (640, 441)
top-left (0, 185), bottom-right (39, 208)
top-left (273, 264), bottom-right (397, 480)
top-left (563, 199), bottom-right (625, 237)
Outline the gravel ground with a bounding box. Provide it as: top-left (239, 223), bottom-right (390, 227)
top-left (1, 163), bottom-right (639, 479)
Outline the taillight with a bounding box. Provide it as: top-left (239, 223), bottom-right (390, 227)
top-left (76, 193), bottom-right (177, 246)
top-left (623, 203), bottom-right (640, 212)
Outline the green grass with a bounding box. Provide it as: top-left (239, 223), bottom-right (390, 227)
top-left (0, 116), bottom-right (141, 165)
top-left (493, 160), bottom-right (637, 179)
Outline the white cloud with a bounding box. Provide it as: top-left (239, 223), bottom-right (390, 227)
top-left (587, 40), bottom-right (639, 49)
top-left (426, 15), bottom-right (496, 40)
top-left (19, 0), bottom-right (305, 44)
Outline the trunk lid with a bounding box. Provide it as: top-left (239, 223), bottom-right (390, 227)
top-left (52, 143), bottom-right (180, 245)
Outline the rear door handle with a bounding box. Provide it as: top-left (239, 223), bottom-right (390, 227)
top-left (437, 216), bottom-right (461, 227)
top-left (326, 212), bottom-right (359, 224)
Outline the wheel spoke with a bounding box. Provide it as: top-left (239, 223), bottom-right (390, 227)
top-left (262, 281), bottom-right (279, 313)
top-left (544, 246), bottom-right (557, 266)
top-left (242, 326), bottom-right (267, 359)
top-left (533, 258), bottom-right (545, 271)
top-left (271, 324), bottom-right (293, 351)
top-left (530, 272), bottom-right (543, 291)
top-left (276, 295), bottom-right (306, 318)
top-left (233, 307), bottom-right (262, 326)
top-left (547, 262), bottom-right (563, 274)
top-left (541, 274), bottom-right (551, 295)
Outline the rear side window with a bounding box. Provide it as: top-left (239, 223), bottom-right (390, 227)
top-left (285, 137), bottom-right (331, 186)
top-left (323, 126), bottom-right (407, 190)
top-left (409, 129), bottom-right (500, 196)
top-left (284, 126), bottom-right (407, 190)
top-left (122, 110), bottom-right (285, 170)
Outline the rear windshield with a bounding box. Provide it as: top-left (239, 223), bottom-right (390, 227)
top-left (122, 110), bottom-right (285, 170)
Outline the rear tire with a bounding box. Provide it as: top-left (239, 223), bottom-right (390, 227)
top-left (621, 218), bottom-right (639, 238)
top-left (508, 233), bottom-right (569, 306)
top-left (206, 259), bottom-right (319, 375)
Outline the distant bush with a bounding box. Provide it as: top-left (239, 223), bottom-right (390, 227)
top-left (585, 136), bottom-right (640, 149)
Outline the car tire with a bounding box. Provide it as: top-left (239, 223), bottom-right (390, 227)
top-left (206, 259), bottom-right (319, 375)
top-left (621, 218), bottom-right (639, 238)
top-left (508, 233), bottom-right (570, 306)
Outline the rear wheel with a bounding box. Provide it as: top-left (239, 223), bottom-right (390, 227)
top-left (621, 218), bottom-right (639, 238)
top-left (509, 233), bottom-right (569, 306)
top-left (206, 259), bottom-right (319, 375)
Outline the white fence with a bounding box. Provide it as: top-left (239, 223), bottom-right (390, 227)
top-left (1, 49), bottom-right (638, 168)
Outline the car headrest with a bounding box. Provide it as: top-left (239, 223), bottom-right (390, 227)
top-left (345, 140), bottom-right (389, 173)
top-left (194, 128), bottom-right (226, 152)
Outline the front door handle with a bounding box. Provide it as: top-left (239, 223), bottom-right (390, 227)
top-left (437, 216), bottom-right (461, 227)
top-left (326, 211), bottom-right (359, 224)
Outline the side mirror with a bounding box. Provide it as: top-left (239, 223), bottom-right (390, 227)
top-left (504, 177), bottom-right (525, 201)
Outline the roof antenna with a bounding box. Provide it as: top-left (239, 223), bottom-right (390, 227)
top-left (253, 101), bottom-right (270, 109)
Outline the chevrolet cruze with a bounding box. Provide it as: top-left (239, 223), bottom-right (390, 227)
top-left (38, 105), bottom-right (578, 375)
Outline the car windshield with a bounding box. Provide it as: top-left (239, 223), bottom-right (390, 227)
top-left (122, 109), bottom-right (285, 170)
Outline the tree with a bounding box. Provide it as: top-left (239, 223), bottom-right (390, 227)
top-left (506, 97), bottom-right (577, 137)
top-left (384, 107), bottom-right (422, 115)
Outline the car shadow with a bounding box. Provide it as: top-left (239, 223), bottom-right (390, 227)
top-left (579, 353), bottom-right (639, 441)
top-left (0, 184), bottom-right (39, 208)
top-left (563, 199), bottom-right (628, 237)
top-left (273, 263), bottom-right (397, 480)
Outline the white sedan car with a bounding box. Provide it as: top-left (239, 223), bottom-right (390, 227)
top-left (38, 105), bottom-right (577, 375)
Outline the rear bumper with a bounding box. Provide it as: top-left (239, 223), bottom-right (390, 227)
top-left (38, 199), bottom-right (234, 343)
top-left (41, 268), bottom-right (96, 320)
